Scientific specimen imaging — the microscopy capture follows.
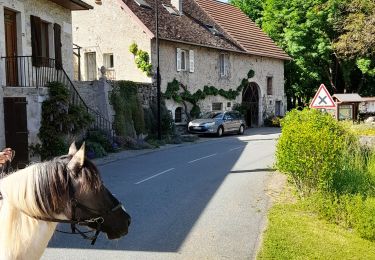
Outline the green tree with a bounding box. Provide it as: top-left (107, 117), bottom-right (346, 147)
top-left (230, 0), bottom-right (263, 25)
top-left (258, 0), bottom-right (374, 107)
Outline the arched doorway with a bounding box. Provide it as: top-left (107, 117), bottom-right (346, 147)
top-left (242, 82), bottom-right (259, 127)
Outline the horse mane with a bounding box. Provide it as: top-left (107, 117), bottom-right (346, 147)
top-left (0, 155), bottom-right (102, 219)
top-left (0, 147), bottom-right (105, 260)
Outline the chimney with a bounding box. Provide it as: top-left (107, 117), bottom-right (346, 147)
top-left (171, 0), bottom-right (182, 14)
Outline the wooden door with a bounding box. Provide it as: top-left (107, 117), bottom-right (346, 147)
top-left (4, 97), bottom-right (29, 169)
top-left (4, 9), bottom-right (18, 86)
top-left (85, 52), bottom-right (97, 80)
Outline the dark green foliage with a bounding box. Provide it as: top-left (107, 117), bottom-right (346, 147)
top-left (110, 81), bottom-right (145, 138)
top-left (85, 140), bottom-right (107, 159)
top-left (38, 82), bottom-right (93, 160)
top-left (257, 0), bottom-right (375, 107)
top-left (144, 100), bottom-right (174, 138)
top-left (86, 130), bottom-right (114, 152)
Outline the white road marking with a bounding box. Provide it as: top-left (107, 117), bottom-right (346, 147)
top-left (135, 168), bottom-right (175, 184)
top-left (188, 153), bottom-right (217, 164)
top-left (229, 146), bottom-right (245, 151)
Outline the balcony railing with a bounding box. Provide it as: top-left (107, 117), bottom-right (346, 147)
top-left (1, 55), bottom-right (115, 141)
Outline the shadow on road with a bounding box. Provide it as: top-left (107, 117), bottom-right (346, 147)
top-left (47, 129), bottom-right (277, 253)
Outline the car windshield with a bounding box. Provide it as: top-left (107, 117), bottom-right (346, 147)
top-left (201, 112), bottom-right (223, 119)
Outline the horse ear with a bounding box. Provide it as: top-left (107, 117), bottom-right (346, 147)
top-left (68, 142), bottom-right (78, 156)
top-left (67, 142), bottom-right (85, 172)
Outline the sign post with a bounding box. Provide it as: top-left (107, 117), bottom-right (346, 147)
top-left (310, 84), bottom-right (336, 110)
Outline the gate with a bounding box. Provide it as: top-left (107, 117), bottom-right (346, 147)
top-left (4, 97), bottom-right (29, 169)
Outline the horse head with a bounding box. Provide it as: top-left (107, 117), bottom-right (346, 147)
top-left (63, 142), bottom-right (131, 240)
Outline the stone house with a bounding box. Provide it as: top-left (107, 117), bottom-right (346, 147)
top-left (72, 0), bottom-right (291, 127)
top-left (0, 0), bottom-right (92, 167)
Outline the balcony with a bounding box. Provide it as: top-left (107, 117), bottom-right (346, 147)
top-left (1, 55), bottom-right (115, 140)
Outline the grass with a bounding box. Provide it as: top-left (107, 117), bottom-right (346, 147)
top-left (257, 193), bottom-right (375, 260)
top-left (348, 122), bottom-right (375, 136)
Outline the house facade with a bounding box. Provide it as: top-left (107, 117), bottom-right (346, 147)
top-left (0, 0), bottom-right (91, 167)
top-left (73, 0), bottom-right (290, 127)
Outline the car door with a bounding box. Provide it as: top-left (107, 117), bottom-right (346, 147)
top-left (232, 111), bottom-right (241, 130)
top-left (223, 112), bottom-right (235, 132)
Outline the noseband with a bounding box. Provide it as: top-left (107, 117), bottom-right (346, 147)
top-left (35, 198), bottom-right (123, 245)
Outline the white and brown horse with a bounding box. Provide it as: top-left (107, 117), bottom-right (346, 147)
top-left (0, 143), bottom-right (130, 260)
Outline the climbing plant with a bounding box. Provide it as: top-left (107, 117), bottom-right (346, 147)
top-left (129, 42), bottom-right (153, 77)
top-left (38, 82), bottom-right (93, 160)
top-left (109, 81), bottom-right (145, 137)
top-left (164, 69), bottom-right (255, 118)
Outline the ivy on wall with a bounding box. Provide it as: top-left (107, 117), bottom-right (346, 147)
top-left (129, 42), bottom-right (153, 77)
top-left (109, 80), bottom-right (145, 137)
top-left (109, 80), bottom-right (175, 139)
top-left (164, 69), bottom-right (255, 118)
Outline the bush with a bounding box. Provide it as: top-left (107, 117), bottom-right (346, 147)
top-left (85, 141), bottom-right (107, 159)
top-left (86, 130), bottom-right (114, 152)
top-left (276, 108), bottom-right (357, 195)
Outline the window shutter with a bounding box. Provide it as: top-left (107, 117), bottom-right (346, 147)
top-left (30, 15), bottom-right (42, 67)
top-left (189, 50), bottom-right (194, 72)
top-left (176, 48), bottom-right (181, 71)
top-left (53, 23), bottom-right (62, 69)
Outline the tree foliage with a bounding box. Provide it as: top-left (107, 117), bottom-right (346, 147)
top-left (232, 0), bottom-right (375, 108)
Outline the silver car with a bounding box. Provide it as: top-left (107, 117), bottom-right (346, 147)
top-left (188, 111), bottom-right (246, 137)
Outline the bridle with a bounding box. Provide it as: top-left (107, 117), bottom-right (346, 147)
top-left (0, 181), bottom-right (124, 245)
top-left (0, 156), bottom-right (127, 245)
top-left (32, 197), bottom-right (124, 245)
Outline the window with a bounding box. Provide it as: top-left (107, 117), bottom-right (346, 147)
top-left (267, 76), bottom-right (273, 95)
top-left (30, 15), bottom-right (62, 68)
top-left (175, 107), bottom-right (182, 123)
top-left (103, 53), bottom-right (114, 69)
top-left (227, 102), bottom-right (231, 108)
top-left (275, 101), bottom-right (281, 116)
top-left (85, 52), bottom-right (97, 81)
top-left (219, 53), bottom-right (229, 77)
top-left (177, 48), bottom-right (187, 71)
top-left (212, 102), bottom-right (223, 111)
top-left (40, 21), bottom-right (49, 59)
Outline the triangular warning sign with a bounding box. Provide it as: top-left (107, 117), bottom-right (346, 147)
top-left (310, 84), bottom-right (336, 109)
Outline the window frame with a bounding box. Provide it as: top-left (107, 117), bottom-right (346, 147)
top-left (267, 76), bottom-right (273, 95)
top-left (103, 53), bottom-right (114, 69)
top-left (219, 53), bottom-right (229, 77)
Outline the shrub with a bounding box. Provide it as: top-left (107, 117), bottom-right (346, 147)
top-left (39, 82), bottom-right (93, 160)
top-left (86, 130), bottom-right (114, 152)
top-left (85, 141), bottom-right (107, 159)
top-left (276, 108), bottom-right (357, 195)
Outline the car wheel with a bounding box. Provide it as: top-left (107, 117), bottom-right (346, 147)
top-left (238, 125), bottom-right (245, 135)
top-left (217, 126), bottom-right (224, 137)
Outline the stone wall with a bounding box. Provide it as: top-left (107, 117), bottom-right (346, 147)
top-left (72, 0), bottom-right (152, 82)
top-left (74, 79), bottom-right (155, 126)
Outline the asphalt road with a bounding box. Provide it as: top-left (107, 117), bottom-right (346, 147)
top-left (42, 128), bottom-right (280, 260)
